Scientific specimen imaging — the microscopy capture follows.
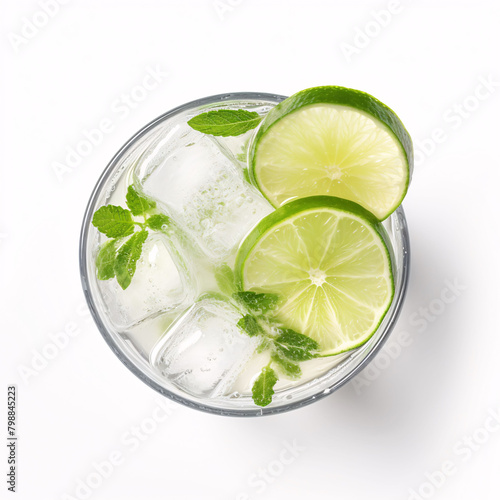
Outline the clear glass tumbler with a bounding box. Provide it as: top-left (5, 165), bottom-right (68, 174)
top-left (79, 92), bottom-right (410, 416)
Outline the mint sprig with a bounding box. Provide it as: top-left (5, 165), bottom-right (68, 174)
top-left (96, 239), bottom-right (118, 280)
top-left (237, 314), bottom-right (264, 337)
top-left (233, 291), bottom-right (279, 315)
top-left (92, 186), bottom-right (170, 290)
top-left (214, 264), bottom-right (236, 297)
top-left (92, 205), bottom-right (135, 238)
top-left (126, 185), bottom-right (156, 216)
top-left (187, 109), bottom-right (263, 137)
top-left (271, 352), bottom-right (301, 379)
top-left (252, 364), bottom-right (278, 407)
top-left (216, 279), bottom-right (319, 407)
top-left (147, 214), bottom-right (170, 231)
top-left (244, 323), bottom-right (318, 407)
top-left (114, 230), bottom-right (148, 290)
top-left (274, 329), bottom-right (319, 362)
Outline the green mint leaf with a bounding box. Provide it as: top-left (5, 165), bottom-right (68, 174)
top-left (237, 314), bottom-right (264, 337)
top-left (96, 239), bottom-right (118, 280)
top-left (126, 185), bottom-right (156, 216)
top-left (271, 352), bottom-right (301, 379)
top-left (233, 291), bottom-right (279, 315)
top-left (274, 329), bottom-right (319, 362)
top-left (147, 214), bottom-right (170, 231)
top-left (242, 168), bottom-right (251, 184)
top-left (256, 337), bottom-right (272, 353)
top-left (114, 230), bottom-right (148, 290)
top-left (214, 264), bottom-right (236, 296)
top-left (236, 152), bottom-right (247, 162)
top-left (92, 205), bottom-right (135, 238)
top-left (187, 110), bottom-right (262, 137)
top-left (252, 365), bottom-right (278, 407)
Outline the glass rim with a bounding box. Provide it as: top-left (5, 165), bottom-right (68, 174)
top-left (79, 92), bottom-right (411, 417)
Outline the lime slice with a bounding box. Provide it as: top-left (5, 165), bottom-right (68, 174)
top-left (235, 196), bottom-right (394, 355)
top-left (250, 86), bottom-right (413, 220)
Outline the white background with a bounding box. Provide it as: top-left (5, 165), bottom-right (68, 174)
top-left (1, 1), bottom-right (500, 499)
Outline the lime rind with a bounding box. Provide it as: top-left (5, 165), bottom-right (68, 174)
top-left (235, 196), bottom-right (395, 356)
top-left (249, 86), bottom-right (413, 221)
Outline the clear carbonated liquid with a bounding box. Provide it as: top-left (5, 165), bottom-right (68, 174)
top-left (91, 98), bottom-right (385, 405)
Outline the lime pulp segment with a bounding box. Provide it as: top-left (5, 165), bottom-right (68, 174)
top-left (236, 196), bottom-right (394, 355)
top-left (250, 86), bottom-right (413, 220)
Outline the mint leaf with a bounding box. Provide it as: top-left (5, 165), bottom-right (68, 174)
top-left (126, 185), bottom-right (156, 216)
top-left (271, 352), bottom-right (301, 379)
top-left (187, 110), bottom-right (262, 137)
top-left (92, 205), bottom-right (135, 238)
top-left (96, 239), bottom-right (118, 280)
top-left (252, 365), bottom-right (278, 407)
top-left (214, 264), bottom-right (236, 296)
top-left (274, 329), bottom-right (319, 362)
top-left (237, 314), bottom-right (264, 337)
top-left (242, 168), bottom-right (251, 184)
top-left (257, 337), bottom-right (272, 353)
top-left (233, 291), bottom-right (279, 315)
top-left (147, 214), bottom-right (170, 231)
top-left (114, 230), bottom-right (148, 290)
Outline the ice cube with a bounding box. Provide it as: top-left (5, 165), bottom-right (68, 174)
top-left (209, 129), bottom-right (253, 169)
top-left (151, 298), bottom-right (259, 398)
top-left (121, 312), bottom-right (178, 361)
top-left (134, 122), bottom-right (273, 262)
top-left (97, 231), bottom-right (196, 329)
top-left (208, 103), bottom-right (273, 169)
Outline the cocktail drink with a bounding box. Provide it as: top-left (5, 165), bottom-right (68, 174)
top-left (80, 87), bottom-right (411, 415)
